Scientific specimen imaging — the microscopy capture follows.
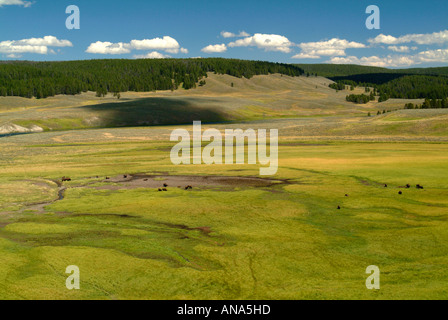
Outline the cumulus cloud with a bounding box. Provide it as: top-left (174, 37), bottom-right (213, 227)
top-left (293, 38), bottom-right (366, 59)
top-left (14, 36), bottom-right (72, 47)
top-left (328, 48), bottom-right (448, 67)
top-left (86, 41), bottom-right (131, 55)
top-left (369, 30), bottom-right (448, 45)
top-left (201, 43), bottom-right (227, 53)
top-left (291, 53), bottom-right (320, 59)
top-left (0, 0), bottom-right (33, 7)
top-left (86, 36), bottom-right (188, 55)
top-left (130, 36), bottom-right (181, 53)
top-left (0, 36), bottom-right (72, 55)
top-left (133, 51), bottom-right (171, 59)
top-left (228, 33), bottom-right (293, 53)
top-left (388, 45), bottom-right (411, 53)
top-left (328, 55), bottom-right (412, 68)
top-left (417, 48), bottom-right (448, 63)
top-left (221, 31), bottom-right (250, 38)
top-left (6, 53), bottom-right (22, 58)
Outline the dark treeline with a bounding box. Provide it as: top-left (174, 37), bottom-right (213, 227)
top-left (330, 75), bottom-right (448, 101)
top-left (0, 58), bottom-right (304, 99)
top-left (346, 93), bottom-right (375, 104)
top-left (299, 63), bottom-right (448, 102)
top-left (295, 63), bottom-right (448, 78)
top-left (405, 98), bottom-right (448, 109)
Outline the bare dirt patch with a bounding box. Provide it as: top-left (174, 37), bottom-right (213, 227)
top-left (96, 174), bottom-right (290, 190)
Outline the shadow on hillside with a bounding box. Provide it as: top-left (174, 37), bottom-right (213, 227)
top-left (330, 73), bottom-right (408, 84)
top-left (81, 97), bottom-right (228, 127)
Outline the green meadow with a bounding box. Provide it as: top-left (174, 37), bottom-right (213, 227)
top-left (0, 74), bottom-right (448, 299)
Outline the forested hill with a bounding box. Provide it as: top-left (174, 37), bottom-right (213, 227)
top-left (0, 58), bottom-right (304, 99)
top-left (297, 64), bottom-right (448, 100)
top-left (295, 63), bottom-right (448, 78)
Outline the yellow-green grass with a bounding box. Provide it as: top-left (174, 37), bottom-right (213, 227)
top-left (0, 126), bottom-right (447, 299)
top-left (1, 74), bottom-right (427, 135)
top-left (1, 74), bottom-right (448, 299)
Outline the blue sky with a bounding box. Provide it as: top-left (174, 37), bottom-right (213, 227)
top-left (1, 0), bottom-right (447, 68)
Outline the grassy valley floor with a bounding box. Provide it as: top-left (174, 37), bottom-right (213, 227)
top-left (0, 74), bottom-right (447, 299)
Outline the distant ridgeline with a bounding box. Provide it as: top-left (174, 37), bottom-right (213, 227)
top-left (0, 58), bottom-right (304, 99)
top-left (296, 64), bottom-right (448, 102)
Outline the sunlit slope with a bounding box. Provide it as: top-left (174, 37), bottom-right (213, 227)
top-left (0, 72), bottom-right (442, 136)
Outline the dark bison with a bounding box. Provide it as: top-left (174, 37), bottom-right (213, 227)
top-left (163, 183), bottom-right (168, 187)
top-left (416, 184), bottom-right (424, 189)
top-left (337, 206), bottom-right (341, 210)
top-left (61, 177), bottom-right (71, 182)
top-left (398, 191), bottom-right (403, 195)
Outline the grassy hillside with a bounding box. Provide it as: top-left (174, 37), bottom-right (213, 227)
top-left (0, 58), bottom-right (304, 99)
top-left (1, 62), bottom-right (448, 299)
top-left (4, 72), bottom-right (445, 135)
top-left (297, 64), bottom-right (448, 101)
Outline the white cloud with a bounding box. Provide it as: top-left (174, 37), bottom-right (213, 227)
top-left (0, 0), bottom-right (33, 7)
top-left (417, 48), bottom-right (448, 63)
top-left (291, 53), bottom-right (320, 59)
top-left (0, 36), bottom-right (72, 55)
top-left (14, 36), bottom-right (72, 47)
top-left (85, 41), bottom-right (131, 55)
top-left (221, 31), bottom-right (250, 38)
top-left (130, 36), bottom-right (180, 53)
top-left (201, 43), bottom-right (227, 53)
top-left (328, 55), bottom-right (412, 68)
top-left (294, 38), bottom-right (366, 59)
top-left (86, 36), bottom-right (188, 55)
top-left (133, 51), bottom-right (171, 59)
top-left (388, 46), bottom-right (411, 53)
top-left (369, 30), bottom-right (448, 45)
top-left (328, 48), bottom-right (448, 67)
top-left (6, 53), bottom-right (22, 58)
top-left (228, 33), bottom-right (293, 53)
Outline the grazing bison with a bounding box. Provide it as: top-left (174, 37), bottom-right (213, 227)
top-left (398, 191), bottom-right (403, 195)
top-left (384, 184), bottom-right (388, 188)
top-left (416, 184), bottom-right (424, 189)
top-left (185, 185), bottom-right (193, 190)
top-left (143, 179), bottom-right (148, 181)
top-left (345, 194), bottom-right (349, 197)
top-left (106, 177), bottom-right (110, 180)
top-left (163, 183), bottom-right (168, 187)
top-left (162, 188), bottom-right (167, 191)
top-left (124, 175), bottom-right (127, 178)
top-left (61, 177), bottom-right (71, 182)
top-left (158, 188), bottom-right (162, 192)
top-left (406, 184), bottom-right (411, 189)
top-left (337, 206), bottom-right (341, 210)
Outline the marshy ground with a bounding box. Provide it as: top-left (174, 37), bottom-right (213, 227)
top-left (0, 74), bottom-right (447, 299)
